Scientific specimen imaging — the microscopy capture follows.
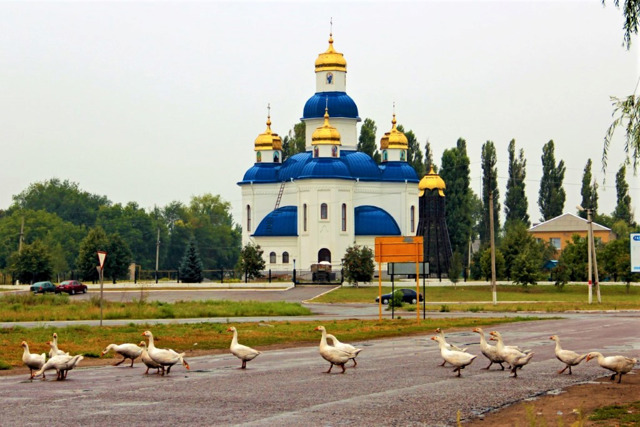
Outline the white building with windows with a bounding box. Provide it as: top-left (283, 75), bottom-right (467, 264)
top-left (238, 33), bottom-right (420, 270)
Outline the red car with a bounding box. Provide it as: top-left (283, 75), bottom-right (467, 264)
top-left (55, 280), bottom-right (88, 295)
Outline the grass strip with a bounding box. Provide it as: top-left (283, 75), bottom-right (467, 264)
top-left (1, 316), bottom-right (542, 369)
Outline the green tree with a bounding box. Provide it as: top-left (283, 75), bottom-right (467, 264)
top-left (602, 1), bottom-right (640, 171)
top-left (398, 125), bottom-right (425, 177)
top-left (76, 227), bottom-right (110, 282)
top-left (424, 140), bottom-right (437, 173)
top-left (342, 245), bottom-right (375, 287)
top-left (500, 222), bottom-right (555, 284)
top-left (480, 141), bottom-right (500, 246)
top-left (358, 118), bottom-right (381, 162)
top-left (282, 121), bottom-right (306, 161)
top-left (104, 233), bottom-right (132, 284)
top-left (557, 235), bottom-right (588, 281)
top-left (237, 243), bottom-right (265, 280)
top-left (448, 252), bottom-right (463, 287)
top-left (538, 140), bottom-right (566, 221)
top-left (10, 179), bottom-right (110, 227)
top-left (613, 164), bottom-right (634, 224)
top-left (179, 238), bottom-right (204, 283)
top-left (440, 138), bottom-right (474, 257)
top-left (578, 159), bottom-right (599, 219)
top-left (504, 139), bottom-right (530, 227)
top-left (479, 247), bottom-right (505, 280)
top-left (600, 237), bottom-right (636, 284)
top-left (511, 247), bottom-right (541, 286)
top-left (9, 240), bottom-right (53, 284)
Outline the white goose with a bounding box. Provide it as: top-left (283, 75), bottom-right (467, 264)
top-left (550, 335), bottom-right (587, 375)
top-left (48, 332), bottom-right (68, 358)
top-left (34, 354), bottom-right (83, 380)
top-left (141, 330), bottom-right (190, 375)
top-left (326, 334), bottom-right (362, 367)
top-left (489, 331), bottom-right (534, 378)
top-left (21, 341), bottom-right (46, 379)
top-left (227, 326), bottom-right (261, 369)
top-left (139, 341), bottom-right (163, 375)
top-left (586, 352), bottom-right (637, 383)
top-left (472, 327), bottom-right (506, 370)
top-left (315, 326), bottom-right (357, 374)
top-left (434, 328), bottom-right (467, 367)
top-left (431, 336), bottom-right (477, 377)
top-left (101, 343), bottom-right (143, 367)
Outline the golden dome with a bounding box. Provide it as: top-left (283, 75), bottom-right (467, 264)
top-left (379, 131), bottom-right (391, 150)
top-left (254, 114), bottom-right (282, 151)
top-left (419, 166), bottom-right (446, 197)
top-left (387, 114), bottom-right (408, 149)
top-left (312, 109), bottom-right (341, 145)
top-left (315, 33), bottom-right (347, 72)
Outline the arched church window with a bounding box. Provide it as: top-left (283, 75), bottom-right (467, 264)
top-left (269, 252), bottom-right (276, 264)
top-left (332, 145), bottom-right (337, 157)
top-left (282, 252), bottom-right (289, 264)
top-left (410, 205), bottom-right (415, 233)
top-left (341, 203), bottom-right (347, 231)
top-left (256, 151), bottom-right (262, 163)
top-left (246, 205), bottom-right (251, 232)
top-left (320, 203), bottom-right (328, 220)
top-left (273, 152), bottom-right (280, 163)
top-left (303, 204), bottom-right (308, 232)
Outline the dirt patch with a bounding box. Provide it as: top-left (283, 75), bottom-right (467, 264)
top-left (464, 369), bottom-right (640, 426)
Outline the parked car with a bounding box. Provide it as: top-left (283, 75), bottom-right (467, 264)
top-left (55, 280), bottom-right (88, 295)
top-left (375, 288), bottom-right (423, 305)
top-left (30, 281), bottom-right (57, 294)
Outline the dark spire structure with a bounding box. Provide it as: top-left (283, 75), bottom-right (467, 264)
top-left (416, 167), bottom-right (453, 279)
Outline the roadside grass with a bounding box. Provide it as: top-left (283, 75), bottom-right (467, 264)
top-left (589, 401), bottom-right (640, 424)
top-left (0, 293), bottom-right (311, 322)
top-left (0, 316), bottom-right (540, 369)
top-left (313, 285), bottom-right (640, 311)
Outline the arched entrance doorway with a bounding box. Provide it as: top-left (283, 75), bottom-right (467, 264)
top-left (317, 248), bottom-right (331, 263)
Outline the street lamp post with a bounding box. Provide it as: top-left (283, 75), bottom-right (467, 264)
top-left (577, 205), bottom-right (600, 304)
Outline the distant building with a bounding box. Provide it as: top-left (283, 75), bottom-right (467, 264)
top-left (528, 213), bottom-right (614, 253)
top-left (238, 33), bottom-right (419, 270)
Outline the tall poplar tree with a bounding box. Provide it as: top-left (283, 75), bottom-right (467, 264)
top-left (578, 159), bottom-right (599, 218)
top-left (504, 139), bottom-right (530, 227)
top-left (480, 141), bottom-right (500, 246)
top-left (538, 140), bottom-right (566, 221)
top-left (440, 138), bottom-right (474, 257)
top-left (424, 141), bottom-right (437, 173)
top-left (357, 118), bottom-right (381, 163)
top-left (613, 164), bottom-right (634, 224)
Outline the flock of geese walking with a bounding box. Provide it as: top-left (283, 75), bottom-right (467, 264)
top-left (20, 326), bottom-right (637, 383)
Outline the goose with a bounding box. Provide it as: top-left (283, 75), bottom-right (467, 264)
top-left (434, 328), bottom-right (467, 367)
top-left (549, 335), bottom-right (587, 375)
top-left (472, 327), bottom-right (506, 370)
top-left (138, 341), bottom-right (163, 375)
top-left (101, 343), bottom-right (143, 367)
top-left (21, 341), bottom-right (46, 379)
top-left (586, 352), bottom-right (637, 383)
top-left (431, 336), bottom-right (477, 377)
top-left (227, 326), bottom-right (261, 369)
top-left (326, 334), bottom-right (362, 367)
top-left (48, 332), bottom-right (68, 358)
top-left (315, 326), bottom-right (357, 374)
top-left (489, 331), bottom-right (534, 378)
top-left (141, 330), bottom-right (190, 375)
top-left (34, 354), bottom-right (83, 380)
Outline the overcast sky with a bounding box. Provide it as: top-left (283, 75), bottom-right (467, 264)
top-left (1, 1), bottom-right (638, 225)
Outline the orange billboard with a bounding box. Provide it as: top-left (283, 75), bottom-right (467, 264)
top-left (374, 236), bottom-right (424, 263)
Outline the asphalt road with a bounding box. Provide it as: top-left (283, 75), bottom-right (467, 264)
top-left (2, 313), bottom-right (639, 426)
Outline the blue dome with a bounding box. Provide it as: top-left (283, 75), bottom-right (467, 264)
top-left (354, 206), bottom-right (401, 236)
top-left (253, 206), bottom-right (298, 237)
top-left (239, 163), bottom-right (279, 184)
top-left (341, 151), bottom-right (382, 180)
top-left (299, 158), bottom-right (352, 180)
top-left (303, 91), bottom-right (360, 120)
top-left (278, 152), bottom-right (312, 182)
top-left (379, 162), bottom-right (420, 182)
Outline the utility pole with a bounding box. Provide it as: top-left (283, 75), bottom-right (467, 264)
top-left (589, 209), bottom-right (601, 303)
top-left (18, 216), bottom-right (24, 253)
top-left (155, 228), bottom-right (160, 284)
top-left (489, 190), bottom-right (497, 305)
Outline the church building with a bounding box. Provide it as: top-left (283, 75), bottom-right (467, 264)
top-left (238, 33), bottom-right (420, 270)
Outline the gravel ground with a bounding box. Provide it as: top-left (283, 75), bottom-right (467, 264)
top-left (2, 314), bottom-right (639, 426)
